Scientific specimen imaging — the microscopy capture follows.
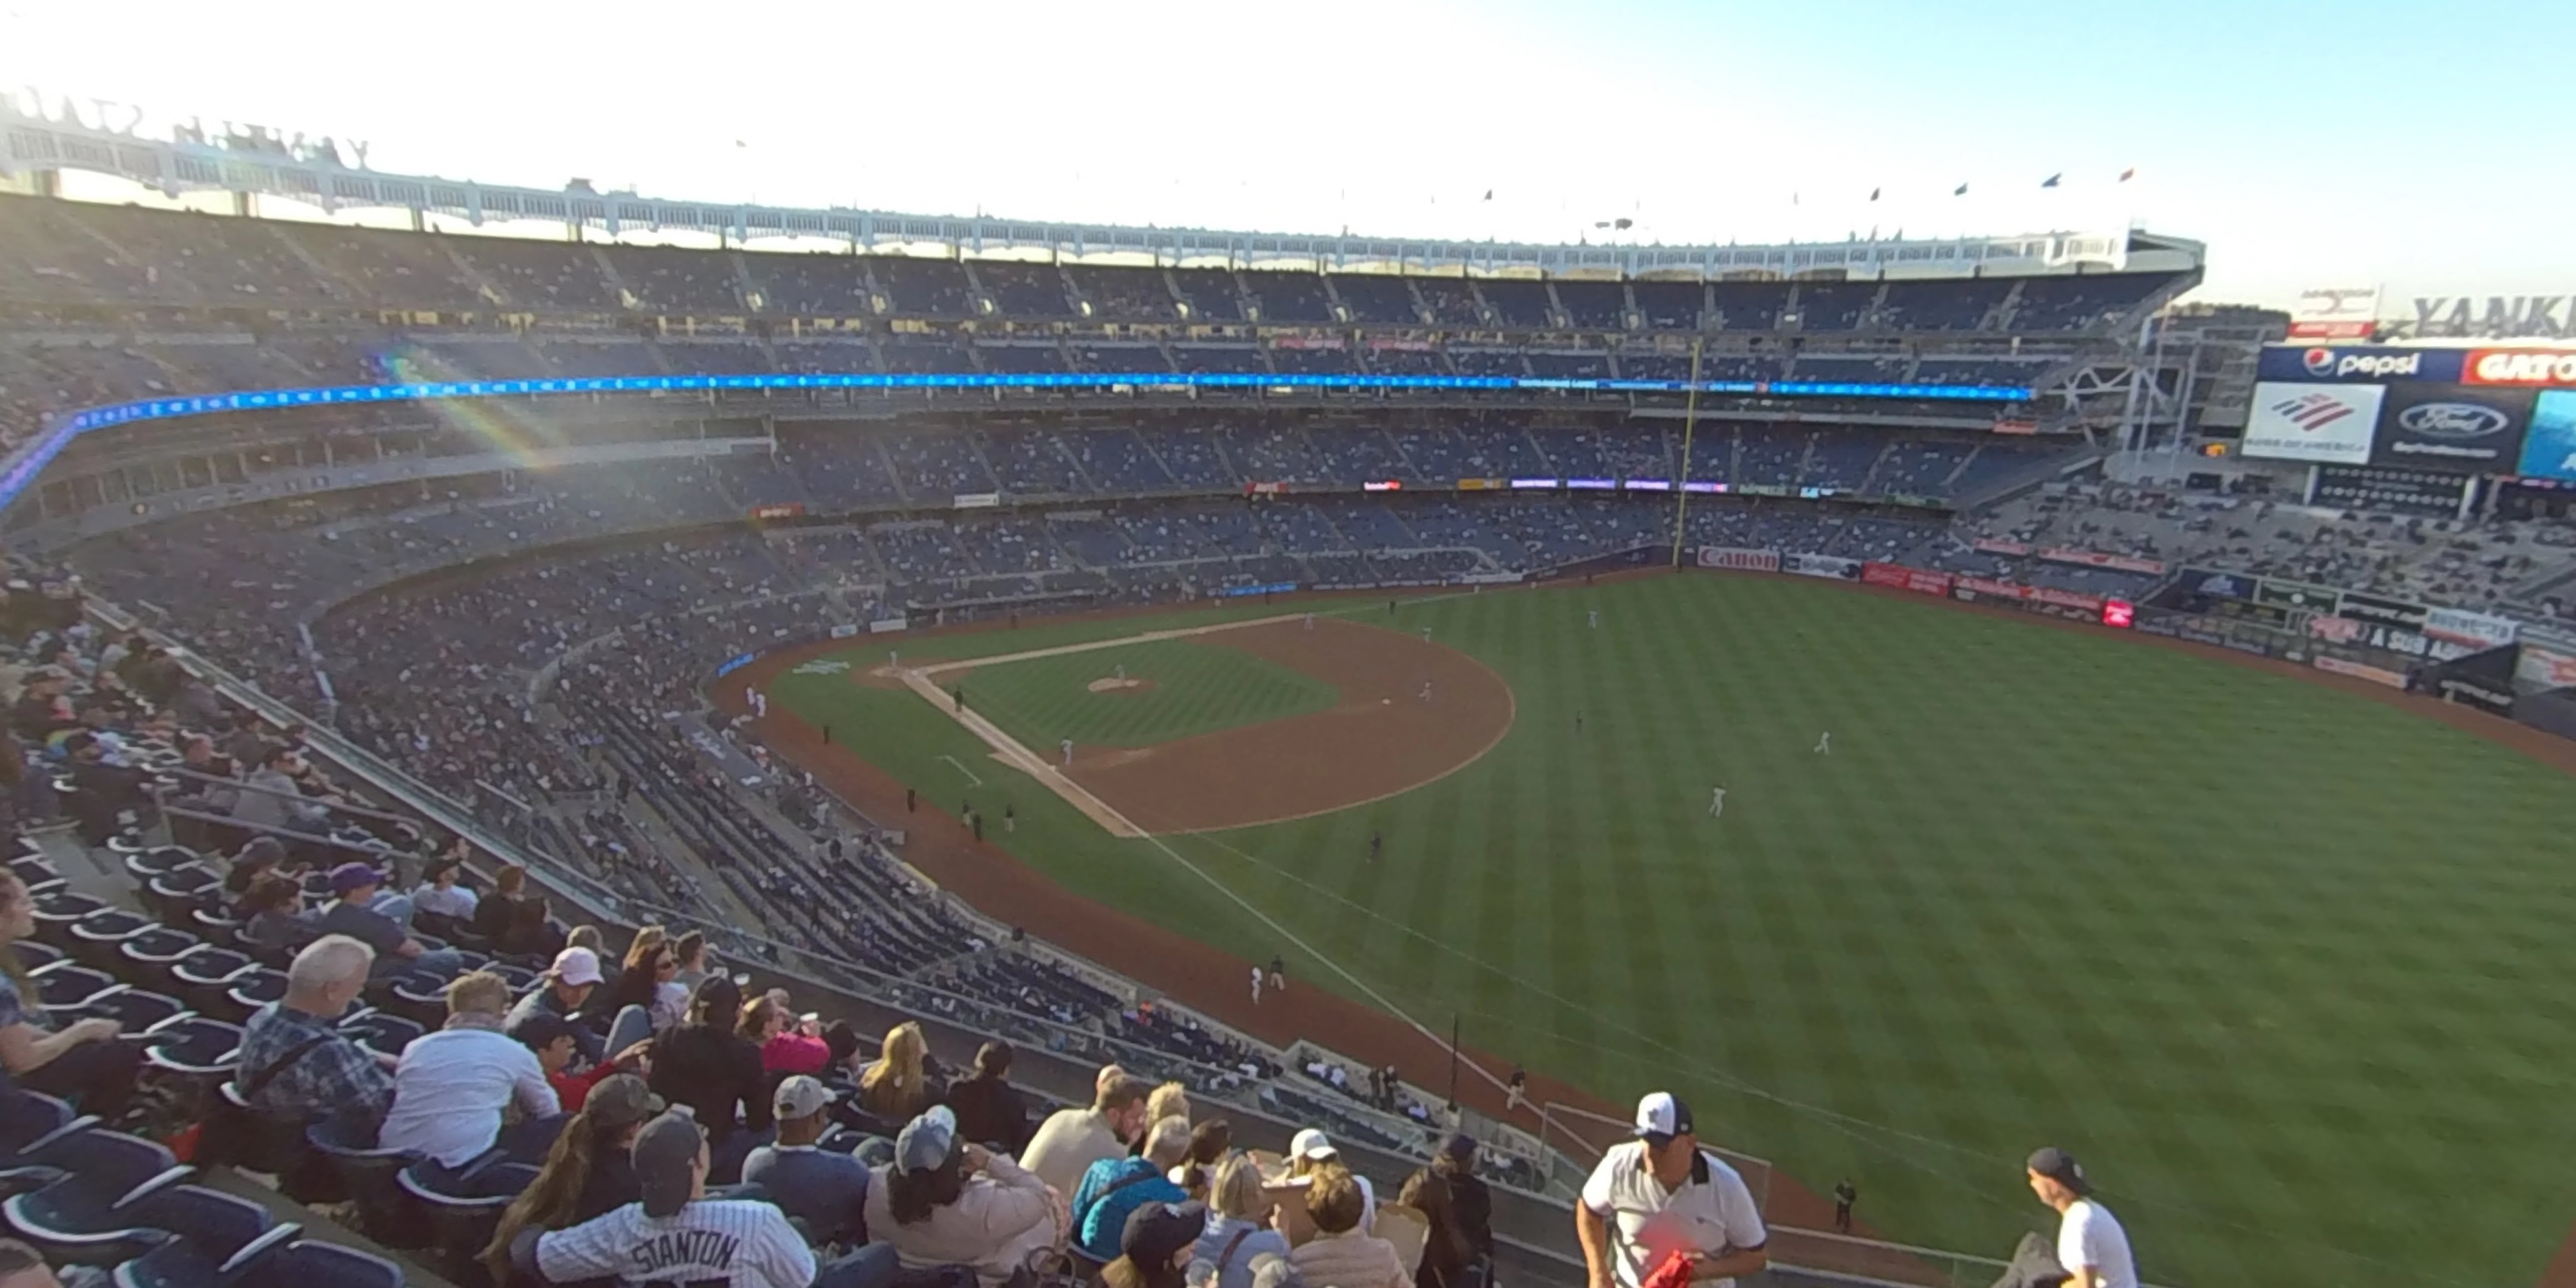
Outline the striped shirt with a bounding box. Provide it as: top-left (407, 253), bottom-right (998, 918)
top-left (535, 1199), bottom-right (816, 1288)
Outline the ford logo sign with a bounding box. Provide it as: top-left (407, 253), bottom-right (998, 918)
top-left (2397, 402), bottom-right (2510, 439)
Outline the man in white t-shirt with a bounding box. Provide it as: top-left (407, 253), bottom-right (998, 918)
top-left (2027, 1147), bottom-right (2139, 1288)
top-left (1576, 1093), bottom-right (1768, 1288)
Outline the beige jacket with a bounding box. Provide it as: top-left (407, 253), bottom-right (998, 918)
top-left (1020, 1108), bottom-right (1123, 1198)
top-left (1290, 1228), bottom-right (1415, 1288)
top-left (862, 1152), bottom-right (1063, 1287)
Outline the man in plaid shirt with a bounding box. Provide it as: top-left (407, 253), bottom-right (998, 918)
top-left (236, 936), bottom-right (395, 1133)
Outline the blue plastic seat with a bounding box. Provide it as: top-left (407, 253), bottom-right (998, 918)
top-left (307, 1113), bottom-right (424, 1250)
top-left (0, 1127), bottom-right (189, 1262)
top-left (185, 909), bottom-right (241, 952)
top-left (110, 1221), bottom-right (300, 1288)
top-left (31, 889), bottom-right (108, 948)
top-left (118, 927), bottom-right (203, 992)
top-left (238, 1239), bottom-right (406, 1288)
top-left (11, 940), bottom-right (65, 973)
top-left (6, 853), bottom-right (59, 890)
top-left (220, 968), bottom-right (288, 1025)
top-left (68, 986), bottom-right (191, 1035)
top-left (68, 908), bottom-right (157, 971)
top-left (100, 1184), bottom-right (289, 1288)
top-left (33, 964), bottom-right (119, 1010)
top-left (140, 1017), bottom-right (245, 1079)
top-left (143, 868), bottom-right (222, 928)
top-left (123, 846), bottom-right (201, 885)
top-left (339, 1012), bottom-right (423, 1059)
top-left (398, 1151), bottom-right (532, 1276)
top-left (168, 949), bottom-right (255, 1021)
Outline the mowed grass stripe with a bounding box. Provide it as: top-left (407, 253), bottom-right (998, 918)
top-left (775, 576), bottom-right (2576, 1288)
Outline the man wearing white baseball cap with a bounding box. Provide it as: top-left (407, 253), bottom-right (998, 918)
top-left (1576, 1093), bottom-right (1767, 1288)
top-left (1288, 1128), bottom-right (1377, 1232)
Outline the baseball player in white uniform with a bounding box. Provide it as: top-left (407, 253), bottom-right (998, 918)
top-left (1060, 738), bottom-right (1074, 767)
top-left (749, 688), bottom-right (768, 719)
top-left (1707, 785), bottom-right (1727, 818)
top-left (1813, 732), bottom-right (1830, 755)
top-left (1589, 609), bottom-right (1600, 629)
top-left (1419, 681), bottom-right (1433, 703)
top-left (1251, 966), bottom-right (1264, 1005)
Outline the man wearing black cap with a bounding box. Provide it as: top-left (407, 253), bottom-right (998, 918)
top-left (1576, 1092), bottom-right (1767, 1288)
top-left (2026, 1147), bottom-right (2137, 1288)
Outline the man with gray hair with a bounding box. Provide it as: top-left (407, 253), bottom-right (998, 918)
top-left (1070, 1116), bottom-right (1193, 1261)
top-left (235, 935), bottom-right (396, 1134)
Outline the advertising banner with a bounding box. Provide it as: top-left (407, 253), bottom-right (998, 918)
top-left (828, 623), bottom-right (862, 640)
top-left (749, 502), bottom-right (807, 521)
top-left (1973, 538), bottom-right (2033, 557)
top-left (2436, 677), bottom-right (2518, 716)
top-left (2368, 382), bottom-right (2534, 470)
top-left (953, 492), bottom-right (1001, 509)
top-left (715, 652), bottom-right (756, 677)
top-left (2516, 638), bottom-right (2576, 689)
top-left (1784, 553), bottom-right (1861, 580)
top-left (1696, 546), bottom-right (1781, 572)
top-left (2461, 349), bottom-right (2576, 387)
top-left (2036, 547), bottom-right (2166, 576)
top-left (2254, 576), bottom-right (2342, 613)
top-left (2312, 464), bottom-right (2469, 518)
top-left (2255, 345), bottom-right (2465, 383)
top-left (2424, 607), bottom-right (2520, 650)
top-left (2287, 287), bottom-right (2382, 340)
top-left (1862, 563), bottom-right (1953, 596)
top-left (2335, 590), bottom-right (2431, 631)
top-left (2516, 390), bottom-right (2576, 482)
top-left (2244, 381), bottom-right (2385, 464)
top-left (867, 618), bottom-right (909, 635)
top-left (2175, 566), bottom-right (2260, 602)
top-left (2314, 655), bottom-right (2410, 688)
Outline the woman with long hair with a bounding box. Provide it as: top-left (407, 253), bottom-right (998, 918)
top-left (1173, 1119), bottom-right (1232, 1199)
top-left (604, 927), bottom-right (683, 1034)
top-left (472, 863), bottom-right (527, 940)
top-left (1103, 1201), bottom-right (1208, 1288)
top-left (644, 976), bottom-right (770, 1183)
top-left (481, 1074), bottom-right (660, 1287)
top-left (1195, 1153), bottom-right (1291, 1288)
top-left (858, 1019), bottom-right (935, 1122)
top-left (863, 1105), bottom-right (1063, 1286)
top-left (0, 873), bottom-right (138, 1118)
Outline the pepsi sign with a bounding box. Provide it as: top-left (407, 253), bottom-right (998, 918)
top-left (2256, 345), bottom-right (2467, 383)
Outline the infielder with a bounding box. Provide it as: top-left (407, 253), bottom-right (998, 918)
top-left (1304, 613), bottom-right (1316, 631)
top-left (1421, 626), bottom-right (1433, 643)
top-left (748, 688), bottom-right (767, 719)
top-left (1708, 784), bottom-right (1727, 818)
top-left (1419, 681), bottom-right (1433, 702)
top-left (1251, 965), bottom-right (1264, 1005)
top-left (1060, 737), bottom-right (1074, 767)
top-left (1814, 732), bottom-right (1831, 755)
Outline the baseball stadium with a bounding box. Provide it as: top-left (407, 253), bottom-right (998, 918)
top-left (3, 81), bottom-right (2576, 1288)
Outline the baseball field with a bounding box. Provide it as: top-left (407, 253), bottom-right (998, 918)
top-left (750, 573), bottom-right (2576, 1288)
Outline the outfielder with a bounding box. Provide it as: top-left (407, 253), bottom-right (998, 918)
top-left (1708, 784), bottom-right (1727, 818)
top-left (1251, 965), bottom-right (1264, 1005)
top-left (1814, 732), bottom-right (1831, 755)
top-left (1589, 610), bottom-right (1600, 629)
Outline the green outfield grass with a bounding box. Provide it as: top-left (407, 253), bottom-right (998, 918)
top-left (948, 636), bottom-right (1337, 750)
top-left (769, 577), bottom-right (2576, 1288)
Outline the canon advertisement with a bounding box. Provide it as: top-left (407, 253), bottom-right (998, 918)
top-left (2367, 383), bottom-right (2533, 470)
top-left (2242, 381), bottom-right (2383, 464)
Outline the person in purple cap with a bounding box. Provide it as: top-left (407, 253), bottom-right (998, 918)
top-left (314, 861), bottom-right (462, 978)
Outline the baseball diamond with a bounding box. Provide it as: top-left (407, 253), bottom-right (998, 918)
top-left (740, 572), bottom-right (2576, 1288)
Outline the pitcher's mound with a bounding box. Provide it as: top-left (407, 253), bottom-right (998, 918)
top-left (1087, 676), bottom-right (1155, 695)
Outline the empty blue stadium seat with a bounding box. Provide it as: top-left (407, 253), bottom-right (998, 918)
top-left (1, 1127), bottom-right (188, 1261)
top-left (100, 1184), bottom-right (287, 1288)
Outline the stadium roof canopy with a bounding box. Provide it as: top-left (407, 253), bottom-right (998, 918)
top-left (0, 94), bottom-right (2204, 284)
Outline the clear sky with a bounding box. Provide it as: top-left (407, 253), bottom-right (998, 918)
top-left (3, 0), bottom-right (2568, 311)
